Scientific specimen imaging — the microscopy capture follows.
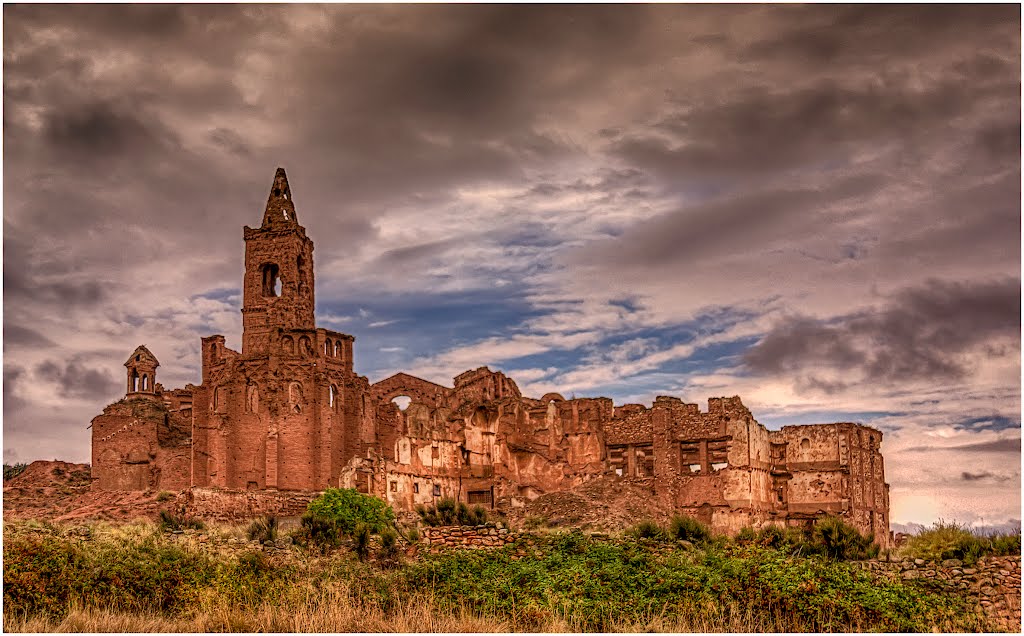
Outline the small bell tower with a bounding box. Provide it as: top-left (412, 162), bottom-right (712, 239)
top-left (124, 345), bottom-right (159, 396)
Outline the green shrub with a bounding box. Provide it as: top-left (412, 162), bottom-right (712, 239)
top-left (668, 515), bottom-right (710, 543)
top-left (246, 516), bottom-right (278, 543)
top-left (522, 515), bottom-right (548, 530)
top-left (806, 515), bottom-right (875, 560)
top-left (904, 521), bottom-right (1020, 564)
top-left (155, 491), bottom-right (174, 502)
top-left (736, 526), bottom-right (757, 544)
top-left (158, 510), bottom-right (204, 532)
top-left (379, 527), bottom-right (401, 565)
top-left (629, 519), bottom-right (665, 541)
top-left (989, 529), bottom-right (1021, 556)
top-left (3, 462), bottom-right (28, 481)
top-left (295, 512), bottom-right (341, 550)
top-left (404, 526), bottom-right (420, 543)
top-left (306, 488), bottom-right (395, 535)
top-left (354, 523), bottom-right (372, 561)
top-left (417, 497), bottom-right (489, 526)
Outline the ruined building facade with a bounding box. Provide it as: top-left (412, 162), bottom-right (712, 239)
top-left (91, 168), bottom-right (891, 543)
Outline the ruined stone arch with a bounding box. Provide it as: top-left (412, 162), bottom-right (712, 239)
top-left (333, 341), bottom-right (341, 357)
top-left (281, 335), bottom-right (295, 355)
top-left (298, 336), bottom-right (312, 357)
top-left (130, 369), bottom-right (140, 392)
top-left (370, 373), bottom-right (451, 410)
top-left (324, 338), bottom-right (332, 357)
top-left (141, 374), bottom-right (149, 391)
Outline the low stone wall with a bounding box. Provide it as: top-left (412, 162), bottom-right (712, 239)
top-left (421, 523), bottom-right (515, 550)
top-left (856, 555), bottom-right (1021, 629)
top-left (185, 488), bottom-right (320, 522)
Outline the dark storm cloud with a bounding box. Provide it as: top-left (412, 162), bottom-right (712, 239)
top-left (34, 360), bottom-right (119, 400)
top-left (960, 471), bottom-right (1014, 483)
top-left (614, 66), bottom-right (1016, 189)
top-left (906, 438), bottom-right (1022, 454)
top-left (744, 278), bottom-right (1020, 385)
top-left (43, 100), bottom-right (180, 160)
top-left (572, 173), bottom-right (885, 269)
top-left (4, 366), bottom-right (28, 415)
top-left (375, 239), bottom-right (461, 267)
top-left (3, 266), bottom-right (110, 309)
top-left (3, 325), bottom-right (56, 350)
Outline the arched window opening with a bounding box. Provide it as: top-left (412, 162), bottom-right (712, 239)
top-left (329, 385), bottom-right (338, 409)
top-left (141, 374), bottom-right (149, 391)
top-left (282, 336), bottom-right (295, 354)
top-left (299, 336), bottom-right (311, 357)
top-left (391, 395), bottom-right (412, 411)
top-left (289, 382), bottom-right (303, 415)
top-left (333, 341), bottom-right (341, 357)
top-left (214, 386), bottom-right (227, 413)
top-left (130, 369), bottom-right (140, 392)
top-left (324, 339), bottom-right (332, 357)
top-left (260, 263), bottom-right (281, 297)
top-left (246, 384), bottom-right (259, 413)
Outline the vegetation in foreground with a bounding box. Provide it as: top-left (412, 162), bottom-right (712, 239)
top-left (3, 489), bottom-right (1017, 633)
top-left (3, 519), bottom-right (1003, 633)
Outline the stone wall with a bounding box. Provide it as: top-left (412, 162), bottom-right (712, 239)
top-left (857, 555), bottom-right (1021, 629)
top-left (185, 488), bottom-right (320, 522)
top-left (421, 523), bottom-right (515, 550)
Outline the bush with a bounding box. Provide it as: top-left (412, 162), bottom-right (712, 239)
top-left (904, 521), bottom-right (1021, 564)
top-left (806, 516), bottom-right (876, 560)
top-left (247, 516), bottom-right (278, 544)
top-left (417, 497), bottom-right (489, 526)
top-left (354, 523), bottom-right (371, 561)
top-left (404, 526), bottom-right (420, 543)
top-left (523, 515), bottom-right (548, 530)
top-left (3, 462), bottom-right (28, 481)
top-left (989, 529), bottom-right (1021, 556)
top-left (155, 491), bottom-right (174, 502)
top-left (629, 519), bottom-right (665, 541)
top-left (379, 527), bottom-right (401, 565)
top-left (736, 526), bottom-right (757, 544)
top-left (295, 512), bottom-right (341, 550)
top-left (158, 510), bottom-right (204, 532)
top-left (668, 515), bottom-right (710, 543)
top-left (306, 488), bottom-right (395, 535)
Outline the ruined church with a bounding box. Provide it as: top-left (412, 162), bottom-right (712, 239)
top-left (91, 168), bottom-right (891, 543)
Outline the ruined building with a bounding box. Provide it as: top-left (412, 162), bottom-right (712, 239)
top-left (91, 168), bottom-right (891, 543)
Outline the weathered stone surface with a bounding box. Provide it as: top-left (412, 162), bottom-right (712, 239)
top-left (861, 556), bottom-right (1021, 630)
top-left (90, 169), bottom-right (891, 544)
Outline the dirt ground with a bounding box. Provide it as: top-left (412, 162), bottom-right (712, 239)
top-left (3, 460), bottom-right (184, 523)
top-left (5, 461), bottom-right (670, 532)
top-left (503, 475), bottom-right (676, 532)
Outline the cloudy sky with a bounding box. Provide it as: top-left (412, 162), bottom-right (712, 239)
top-left (4, 4), bottom-right (1020, 527)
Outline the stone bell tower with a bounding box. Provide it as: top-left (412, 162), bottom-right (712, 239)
top-left (240, 168), bottom-right (315, 356)
top-left (124, 345), bottom-right (159, 396)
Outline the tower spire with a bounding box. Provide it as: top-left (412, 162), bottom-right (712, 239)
top-left (261, 167), bottom-right (299, 229)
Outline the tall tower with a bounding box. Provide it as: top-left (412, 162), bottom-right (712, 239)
top-left (241, 168), bottom-right (315, 356)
